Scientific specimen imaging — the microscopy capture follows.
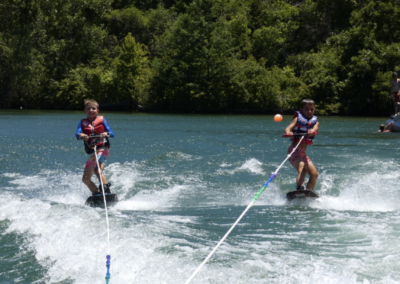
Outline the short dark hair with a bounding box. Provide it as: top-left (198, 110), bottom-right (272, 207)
top-left (300, 99), bottom-right (315, 108)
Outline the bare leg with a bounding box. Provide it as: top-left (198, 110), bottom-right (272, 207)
top-left (94, 163), bottom-right (108, 185)
top-left (292, 159), bottom-right (308, 188)
top-left (82, 168), bottom-right (98, 193)
top-left (305, 161), bottom-right (319, 191)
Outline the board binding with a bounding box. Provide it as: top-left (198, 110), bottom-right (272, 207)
top-left (286, 190), bottom-right (319, 201)
top-left (85, 193), bottom-right (118, 208)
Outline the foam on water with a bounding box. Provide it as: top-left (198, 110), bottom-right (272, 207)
top-left (2, 148), bottom-right (400, 282)
top-left (237, 158), bottom-right (265, 175)
top-left (117, 184), bottom-right (189, 211)
top-left (0, 180), bottom-right (189, 283)
top-left (0, 162), bottom-right (232, 283)
top-left (1, 178), bottom-right (400, 283)
top-left (217, 158), bottom-right (265, 176)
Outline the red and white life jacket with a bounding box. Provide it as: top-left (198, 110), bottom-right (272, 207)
top-left (81, 116), bottom-right (110, 149)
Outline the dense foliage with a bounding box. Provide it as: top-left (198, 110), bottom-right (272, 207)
top-left (0, 0), bottom-right (399, 115)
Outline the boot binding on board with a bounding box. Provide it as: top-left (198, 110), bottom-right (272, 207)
top-left (98, 183), bottom-right (112, 194)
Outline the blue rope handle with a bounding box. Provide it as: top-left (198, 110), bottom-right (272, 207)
top-left (105, 255), bottom-right (111, 283)
top-left (252, 173), bottom-right (277, 202)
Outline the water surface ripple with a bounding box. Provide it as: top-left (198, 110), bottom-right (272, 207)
top-left (0, 110), bottom-right (399, 283)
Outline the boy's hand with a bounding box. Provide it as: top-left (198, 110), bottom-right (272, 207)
top-left (79, 134), bottom-right (89, 141)
top-left (282, 132), bottom-right (294, 137)
top-left (100, 132), bottom-right (109, 138)
top-left (307, 130), bottom-right (317, 137)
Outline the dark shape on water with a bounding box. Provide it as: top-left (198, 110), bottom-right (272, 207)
top-left (286, 190), bottom-right (319, 201)
top-left (85, 194), bottom-right (119, 208)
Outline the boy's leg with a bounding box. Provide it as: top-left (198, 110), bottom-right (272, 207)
top-left (94, 163), bottom-right (112, 193)
top-left (292, 159), bottom-right (308, 188)
top-left (82, 149), bottom-right (108, 194)
top-left (82, 168), bottom-right (98, 193)
top-left (94, 163), bottom-right (108, 185)
top-left (305, 161), bottom-right (319, 191)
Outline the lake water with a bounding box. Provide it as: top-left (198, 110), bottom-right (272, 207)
top-left (1, 110), bottom-right (399, 284)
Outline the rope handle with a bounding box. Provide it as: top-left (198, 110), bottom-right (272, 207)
top-left (282, 131), bottom-right (317, 138)
top-left (77, 133), bottom-right (110, 140)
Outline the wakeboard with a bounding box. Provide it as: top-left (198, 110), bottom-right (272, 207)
top-left (286, 190), bottom-right (319, 201)
top-left (85, 193), bottom-right (119, 208)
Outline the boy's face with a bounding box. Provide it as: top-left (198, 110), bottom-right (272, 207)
top-left (84, 104), bottom-right (99, 120)
top-left (300, 104), bottom-right (315, 119)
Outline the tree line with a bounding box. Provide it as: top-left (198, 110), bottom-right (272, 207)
top-left (1, 0), bottom-right (399, 115)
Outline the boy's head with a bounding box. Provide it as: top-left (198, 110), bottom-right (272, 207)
top-left (393, 72), bottom-right (398, 78)
top-left (84, 99), bottom-right (99, 120)
top-left (299, 99), bottom-right (315, 119)
top-left (379, 124), bottom-right (385, 132)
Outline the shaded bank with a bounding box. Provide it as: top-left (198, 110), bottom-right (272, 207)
top-left (1, 1), bottom-right (399, 116)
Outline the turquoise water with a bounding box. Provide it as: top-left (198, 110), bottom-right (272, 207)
top-left (1, 110), bottom-right (400, 283)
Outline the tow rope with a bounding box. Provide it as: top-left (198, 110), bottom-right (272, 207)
top-left (184, 135), bottom-right (305, 284)
top-left (93, 145), bottom-right (112, 283)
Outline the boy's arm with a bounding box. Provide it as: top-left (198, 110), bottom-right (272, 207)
top-left (76, 121), bottom-right (84, 139)
top-left (285, 117), bottom-right (298, 135)
top-left (103, 118), bottom-right (115, 138)
top-left (76, 121), bottom-right (89, 140)
top-left (385, 122), bottom-right (393, 131)
top-left (308, 121), bottom-right (319, 137)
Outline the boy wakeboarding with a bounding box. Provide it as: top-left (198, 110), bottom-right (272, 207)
top-left (76, 99), bottom-right (115, 195)
top-left (284, 99), bottom-right (319, 191)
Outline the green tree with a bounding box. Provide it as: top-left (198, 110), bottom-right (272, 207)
top-left (113, 33), bottom-right (151, 108)
top-left (288, 49), bottom-right (343, 115)
top-left (151, 0), bottom-right (255, 111)
top-left (291, 0), bottom-right (356, 54)
top-left (0, 0), bottom-right (113, 108)
top-left (56, 32), bottom-right (151, 109)
top-left (251, 0), bottom-right (299, 66)
top-left (288, 0), bottom-right (400, 115)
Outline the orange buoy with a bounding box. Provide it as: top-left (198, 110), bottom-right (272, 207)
top-left (274, 114), bottom-right (283, 122)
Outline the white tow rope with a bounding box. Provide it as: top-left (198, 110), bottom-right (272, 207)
top-left (184, 135), bottom-right (305, 284)
top-left (93, 145), bottom-right (111, 255)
